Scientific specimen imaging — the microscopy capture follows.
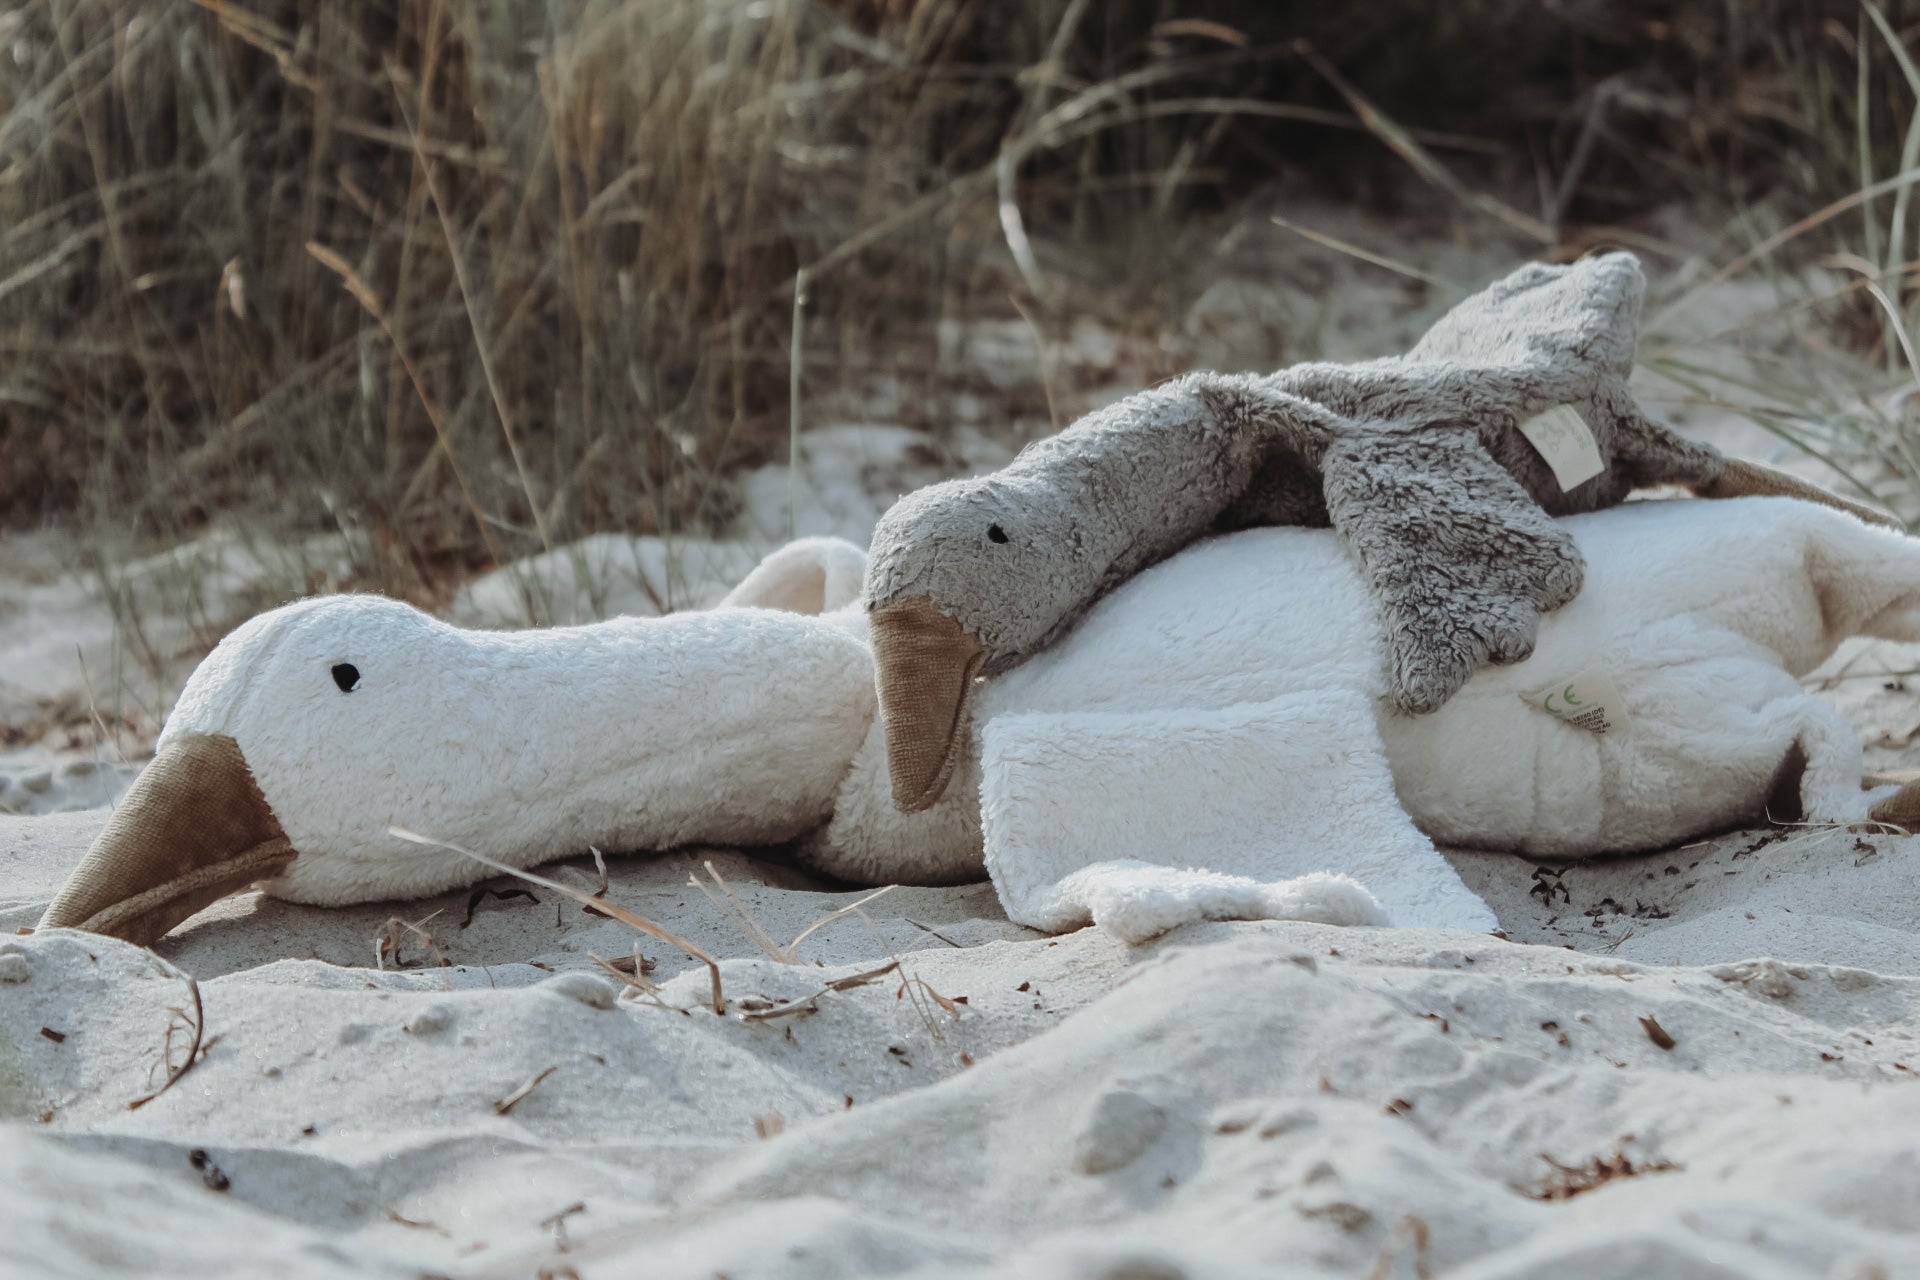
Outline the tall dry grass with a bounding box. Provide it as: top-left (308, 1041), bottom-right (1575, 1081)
top-left (0, 0), bottom-right (1320, 603)
top-left (9, 0), bottom-right (1920, 625)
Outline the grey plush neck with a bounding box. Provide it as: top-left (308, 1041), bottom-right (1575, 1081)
top-left (863, 375), bottom-right (1348, 667)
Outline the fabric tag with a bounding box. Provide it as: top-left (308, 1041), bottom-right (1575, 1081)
top-left (1523, 666), bottom-right (1630, 735)
top-left (1518, 405), bottom-right (1605, 491)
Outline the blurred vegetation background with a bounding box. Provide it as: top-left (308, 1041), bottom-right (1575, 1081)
top-left (7, 0), bottom-right (1920, 613)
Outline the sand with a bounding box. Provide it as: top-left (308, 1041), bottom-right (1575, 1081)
top-left (6, 783), bottom-right (1920, 1279)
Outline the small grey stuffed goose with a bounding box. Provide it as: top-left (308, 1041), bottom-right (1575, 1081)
top-left (864, 252), bottom-right (1897, 812)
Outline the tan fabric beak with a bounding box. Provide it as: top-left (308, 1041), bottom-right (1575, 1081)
top-left (37, 733), bottom-right (295, 946)
top-left (1691, 458), bottom-right (1903, 531)
top-left (870, 597), bottom-right (987, 813)
top-left (1868, 769), bottom-right (1920, 831)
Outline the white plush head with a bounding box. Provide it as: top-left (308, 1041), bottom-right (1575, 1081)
top-left (156, 594), bottom-right (557, 903)
top-left (39, 541), bottom-right (879, 944)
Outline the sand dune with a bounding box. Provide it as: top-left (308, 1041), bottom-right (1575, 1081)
top-left (6, 802), bottom-right (1919, 1279)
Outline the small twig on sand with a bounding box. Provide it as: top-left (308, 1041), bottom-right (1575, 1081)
top-left (380, 1206), bottom-right (450, 1236)
top-left (903, 918), bottom-right (964, 949)
top-left (539, 1200), bottom-right (587, 1252)
top-left (588, 951), bottom-right (687, 1016)
top-left (493, 1063), bottom-right (559, 1115)
top-left (129, 954), bottom-right (207, 1110)
top-left (374, 910), bottom-right (449, 971)
top-left (847, 906), bottom-right (952, 1042)
top-left (1529, 1148), bottom-right (1679, 1200)
top-left (1366, 1214), bottom-right (1433, 1280)
top-left (736, 960), bottom-right (901, 1023)
top-left (460, 885), bottom-right (539, 929)
top-left (693, 863), bottom-right (899, 966)
top-left (786, 885), bottom-right (896, 956)
top-left (389, 827), bottom-right (727, 1014)
top-left (691, 860), bottom-right (790, 962)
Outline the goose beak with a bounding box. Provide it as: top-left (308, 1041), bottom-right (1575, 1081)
top-left (37, 733), bottom-right (296, 946)
top-left (869, 597), bottom-right (986, 813)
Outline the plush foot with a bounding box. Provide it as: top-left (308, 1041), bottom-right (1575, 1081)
top-left (1323, 427), bottom-right (1586, 715)
top-left (1690, 457), bottom-right (1902, 531)
top-left (1057, 862), bottom-right (1387, 945)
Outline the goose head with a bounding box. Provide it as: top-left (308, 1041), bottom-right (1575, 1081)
top-left (863, 465), bottom-right (1113, 814)
top-left (863, 374), bottom-right (1258, 815)
top-left (39, 589), bottom-right (876, 946)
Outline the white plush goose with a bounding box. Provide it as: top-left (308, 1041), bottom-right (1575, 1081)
top-left (39, 497), bottom-right (1920, 948)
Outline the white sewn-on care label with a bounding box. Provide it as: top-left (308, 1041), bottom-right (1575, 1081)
top-left (1523, 666), bottom-right (1630, 735)
top-left (1518, 404), bottom-right (1605, 491)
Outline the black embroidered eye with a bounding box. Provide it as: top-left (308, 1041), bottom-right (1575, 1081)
top-left (331, 663), bottom-right (361, 693)
top-left (987, 524), bottom-right (1009, 544)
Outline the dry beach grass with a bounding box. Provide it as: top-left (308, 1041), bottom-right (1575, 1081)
top-left (13, 1), bottom-right (1920, 660)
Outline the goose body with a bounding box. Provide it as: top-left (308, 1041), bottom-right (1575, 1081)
top-left (39, 497), bottom-right (1920, 946)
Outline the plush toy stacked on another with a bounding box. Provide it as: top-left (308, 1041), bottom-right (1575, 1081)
top-left (36, 499), bottom-right (1920, 951)
top-left (864, 252), bottom-right (1896, 812)
top-left (33, 252), bottom-right (1920, 956)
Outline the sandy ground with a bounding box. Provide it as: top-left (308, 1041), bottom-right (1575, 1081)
top-left (8, 227), bottom-right (1920, 1277)
top-left (7, 626), bottom-right (1920, 1279)
top-left (6, 820), bottom-right (1920, 1278)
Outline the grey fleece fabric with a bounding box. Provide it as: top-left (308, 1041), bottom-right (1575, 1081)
top-left (864, 251), bottom-right (1730, 714)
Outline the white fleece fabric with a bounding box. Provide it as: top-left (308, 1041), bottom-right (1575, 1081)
top-left (977, 692), bottom-right (1463, 940)
top-left (147, 500), bottom-right (1920, 945)
top-left (160, 591), bottom-right (878, 905)
top-left (820, 495), bottom-right (1920, 940)
top-left (1373, 498), bottom-right (1917, 854)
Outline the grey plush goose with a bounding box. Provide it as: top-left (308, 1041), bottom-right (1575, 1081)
top-left (863, 252), bottom-right (1894, 812)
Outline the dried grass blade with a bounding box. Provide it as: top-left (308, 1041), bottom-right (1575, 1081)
top-left (1151, 19), bottom-right (1247, 46)
top-left (788, 267), bottom-right (808, 543)
top-left (1864, 279), bottom-right (1920, 394)
top-left (824, 959), bottom-right (900, 992)
top-left (1270, 216), bottom-right (1465, 292)
top-left (305, 241), bottom-right (504, 569)
top-left (587, 952), bottom-right (686, 1016)
top-left (692, 860), bottom-right (790, 963)
top-left (912, 976), bottom-right (961, 1014)
top-left (1293, 40), bottom-right (1550, 244)
top-left (786, 884), bottom-right (897, 956)
top-left (388, 827), bottom-right (726, 1014)
top-left (128, 956), bottom-right (206, 1111)
top-left (1655, 164), bottom-right (1920, 323)
top-left (1860, 12), bottom-right (1884, 267)
top-left (387, 73), bottom-right (553, 562)
top-left (304, 241), bottom-right (386, 320)
top-left (493, 1063), bottom-right (559, 1115)
top-left (737, 960), bottom-right (901, 1022)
